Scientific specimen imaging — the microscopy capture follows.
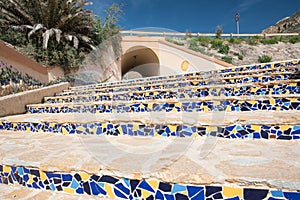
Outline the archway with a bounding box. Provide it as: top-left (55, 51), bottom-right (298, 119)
top-left (121, 46), bottom-right (160, 79)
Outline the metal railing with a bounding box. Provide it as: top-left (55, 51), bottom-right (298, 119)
top-left (121, 30), bottom-right (300, 38)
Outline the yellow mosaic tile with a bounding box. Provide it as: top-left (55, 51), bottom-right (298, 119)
top-left (80, 172), bottom-right (90, 181)
top-left (141, 189), bottom-right (152, 198)
top-left (147, 180), bottom-right (159, 190)
top-left (64, 187), bottom-right (75, 194)
top-left (104, 183), bottom-right (115, 198)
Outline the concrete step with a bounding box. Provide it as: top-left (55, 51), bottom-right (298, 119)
top-left (0, 131), bottom-right (299, 199)
top-left (1, 111), bottom-right (299, 140)
top-left (59, 73), bottom-right (297, 96)
top-left (70, 60), bottom-right (299, 90)
top-left (27, 95), bottom-right (300, 114)
top-left (64, 69), bottom-right (298, 95)
top-left (46, 81), bottom-right (300, 103)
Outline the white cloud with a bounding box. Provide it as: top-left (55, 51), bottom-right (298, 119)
top-left (236, 0), bottom-right (263, 13)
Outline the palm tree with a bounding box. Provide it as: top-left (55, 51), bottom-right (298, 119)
top-left (0, 0), bottom-right (97, 50)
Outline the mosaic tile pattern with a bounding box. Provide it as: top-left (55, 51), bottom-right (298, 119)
top-left (65, 63), bottom-right (299, 92)
top-left (60, 72), bottom-right (298, 96)
top-left (1, 121), bottom-right (299, 140)
top-left (0, 164), bottom-right (299, 199)
top-left (47, 82), bottom-right (300, 103)
top-left (70, 60), bottom-right (300, 90)
top-left (28, 97), bottom-right (300, 114)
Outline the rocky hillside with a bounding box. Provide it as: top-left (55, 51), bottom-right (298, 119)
top-left (166, 36), bottom-right (300, 66)
top-left (262, 10), bottom-right (300, 33)
top-left (216, 41), bottom-right (300, 66)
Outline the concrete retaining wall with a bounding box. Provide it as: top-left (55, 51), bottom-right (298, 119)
top-left (0, 82), bottom-right (70, 117)
top-left (0, 41), bottom-right (64, 83)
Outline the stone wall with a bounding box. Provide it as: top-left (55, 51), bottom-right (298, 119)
top-left (0, 82), bottom-right (70, 117)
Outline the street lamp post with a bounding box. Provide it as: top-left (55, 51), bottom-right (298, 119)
top-left (235, 13), bottom-right (240, 37)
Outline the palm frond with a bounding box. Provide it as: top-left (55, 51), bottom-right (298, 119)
top-left (28, 23), bottom-right (45, 38)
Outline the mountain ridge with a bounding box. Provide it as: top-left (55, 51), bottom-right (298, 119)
top-left (262, 10), bottom-right (300, 33)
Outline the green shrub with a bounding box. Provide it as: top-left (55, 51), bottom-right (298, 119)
top-left (289, 36), bottom-right (300, 44)
top-left (228, 37), bottom-right (243, 44)
top-left (233, 52), bottom-right (244, 60)
top-left (188, 39), bottom-right (199, 50)
top-left (258, 55), bottom-right (272, 63)
top-left (187, 39), bottom-right (212, 56)
top-left (221, 56), bottom-right (233, 64)
top-left (253, 35), bottom-right (261, 40)
top-left (211, 39), bottom-right (223, 49)
top-left (261, 37), bottom-right (279, 45)
top-left (165, 37), bottom-right (185, 46)
top-left (247, 38), bottom-right (258, 45)
top-left (197, 36), bottom-right (211, 47)
top-left (218, 44), bottom-right (230, 54)
top-left (228, 38), bottom-right (235, 43)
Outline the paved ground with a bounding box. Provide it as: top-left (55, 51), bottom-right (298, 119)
top-left (0, 130), bottom-right (299, 191)
top-left (1, 110), bottom-right (299, 126)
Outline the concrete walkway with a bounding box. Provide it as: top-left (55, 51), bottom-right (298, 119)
top-left (1, 110), bottom-right (299, 126)
top-left (0, 131), bottom-right (299, 191)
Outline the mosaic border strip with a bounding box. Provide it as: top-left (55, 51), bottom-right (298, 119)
top-left (0, 164), bottom-right (299, 200)
top-left (47, 83), bottom-right (300, 103)
top-left (28, 98), bottom-right (300, 114)
top-left (71, 60), bottom-right (300, 89)
top-left (1, 121), bottom-right (299, 140)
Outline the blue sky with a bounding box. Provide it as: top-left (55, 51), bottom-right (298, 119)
top-left (88, 0), bottom-right (300, 33)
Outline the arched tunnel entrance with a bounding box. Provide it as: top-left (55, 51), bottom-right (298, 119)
top-left (121, 46), bottom-right (160, 79)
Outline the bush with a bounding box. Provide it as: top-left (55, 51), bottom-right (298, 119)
top-left (261, 37), bottom-right (279, 45)
top-left (228, 37), bottom-right (243, 44)
top-left (218, 45), bottom-right (230, 54)
top-left (211, 39), bottom-right (223, 49)
top-left (258, 55), bottom-right (272, 63)
top-left (188, 39), bottom-right (199, 50)
top-left (233, 52), bottom-right (244, 60)
top-left (221, 56), bottom-right (233, 64)
top-left (197, 36), bottom-right (211, 47)
top-left (247, 38), bottom-right (258, 45)
top-left (289, 36), bottom-right (300, 44)
top-left (165, 37), bottom-right (185, 46)
top-left (187, 39), bottom-right (212, 56)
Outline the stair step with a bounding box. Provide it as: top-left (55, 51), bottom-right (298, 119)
top-left (27, 96), bottom-right (300, 114)
top-left (1, 111), bottom-right (299, 139)
top-left (70, 60), bottom-right (299, 89)
top-left (46, 81), bottom-right (300, 103)
top-left (64, 71), bottom-right (297, 94)
top-left (0, 131), bottom-right (299, 199)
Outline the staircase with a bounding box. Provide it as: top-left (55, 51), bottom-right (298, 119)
top-left (0, 60), bottom-right (299, 199)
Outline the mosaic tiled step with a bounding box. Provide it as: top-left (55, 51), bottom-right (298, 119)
top-left (47, 81), bottom-right (300, 103)
top-left (70, 60), bottom-right (300, 90)
top-left (58, 73), bottom-right (297, 97)
top-left (66, 68), bottom-right (298, 94)
top-left (0, 183), bottom-right (111, 200)
top-left (2, 111), bottom-right (300, 139)
top-left (67, 67), bottom-right (299, 93)
top-left (28, 95), bottom-right (300, 114)
top-left (63, 73), bottom-right (298, 95)
top-left (0, 132), bottom-right (299, 199)
top-left (1, 164), bottom-right (300, 200)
